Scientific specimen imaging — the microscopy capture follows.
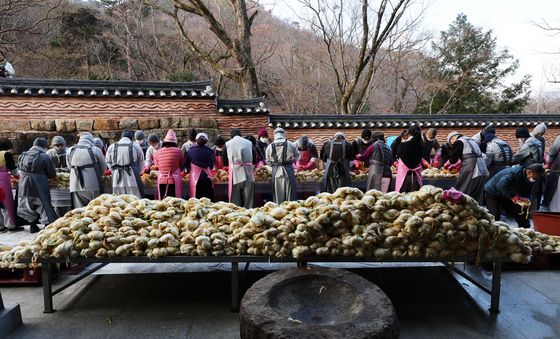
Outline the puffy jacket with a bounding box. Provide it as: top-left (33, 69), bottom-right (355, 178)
top-left (484, 166), bottom-right (533, 199)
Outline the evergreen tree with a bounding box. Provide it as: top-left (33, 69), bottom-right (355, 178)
top-left (416, 14), bottom-right (531, 114)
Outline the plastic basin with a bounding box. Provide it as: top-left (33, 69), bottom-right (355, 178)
top-left (532, 212), bottom-right (560, 235)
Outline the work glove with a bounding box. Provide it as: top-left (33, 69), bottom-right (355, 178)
top-left (302, 160), bottom-right (315, 171)
top-left (449, 160), bottom-right (462, 170)
top-left (104, 169), bottom-right (112, 176)
top-left (511, 195), bottom-right (529, 204)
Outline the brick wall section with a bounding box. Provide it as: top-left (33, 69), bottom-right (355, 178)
top-left (2, 95), bottom-right (559, 156)
top-left (0, 96), bottom-right (267, 136)
top-left (218, 115), bottom-right (269, 138)
top-left (279, 127), bottom-right (560, 153)
top-left (0, 96), bottom-right (270, 153)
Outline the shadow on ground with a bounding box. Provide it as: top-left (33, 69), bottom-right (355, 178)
top-left (3, 266), bottom-right (560, 338)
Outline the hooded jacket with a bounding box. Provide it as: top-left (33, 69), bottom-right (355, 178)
top-left (484, 166), bottom-right (534, 199)
top-left (18, 146), bottom-right (56, 197)
top-left (67, 134), bottom-right (107, 192)
top-left (532, 123), bottom-right (547, 156)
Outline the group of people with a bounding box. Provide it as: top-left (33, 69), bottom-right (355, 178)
top-left (383, 123), bottom-right (552, 228)
top-left (0, 122), bottom-right (558, 233)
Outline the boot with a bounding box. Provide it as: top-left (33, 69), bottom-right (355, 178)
top-left (30, 222), bottom-right (40, 234)
top-left (8, 226), bottom-right (24, 232)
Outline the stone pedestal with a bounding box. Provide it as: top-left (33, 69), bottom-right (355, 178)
top-left (0, 291), bottom-right (22, 337)
top-left (240, 267), bottom-right (399, 339)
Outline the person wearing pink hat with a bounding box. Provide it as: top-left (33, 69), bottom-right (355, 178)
top-left (153, 129), bottom-right (185, 199)
top-left (186, 132), bottom-right (215, 201)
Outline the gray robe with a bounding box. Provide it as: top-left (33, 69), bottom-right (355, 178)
top-left (17, 146), bottom-right (58, 224)
top-left (512, 137), bottom-right (543, 166)
top-left (544, 136), bottom-right (560, 210)
top-left (321, 140), bottom-right (352, 193)
top-left (366, 141), bottom-right (392, 192)
top-left (266, 139), bottom-right (299, 204)
top-left (225, 136), bottom-right (254, 208)
top-left (106, 137), bottom-right (145, 198)
top-left (455, 137), bottom-right (488, 203)
top-left (67, 135), bottom-right (107, 207)
top-left (485, 138), bottom-right (513, 179)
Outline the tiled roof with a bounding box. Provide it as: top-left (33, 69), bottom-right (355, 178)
top-left (268, 114), bottom-right (560, 129)
top-left (0, 78), bottom-right (215, 98)
top-left (217, 97), bottom-right (268, 114)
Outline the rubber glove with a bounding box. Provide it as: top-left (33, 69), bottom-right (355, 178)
top-left (302, 160), bottom-right (316, 170)
top-left (443, 160), bottom-right (451, 170)
top-left (512, 195), bottom-right (529, 204)
top-left (451, 160), bottom-right (462, 170)
top-left (421, 158), bottom-right (431, 169)
top-left (433, 153), bottom-right (441, 168)
top-left (104, 169), bottom-right (112, 176)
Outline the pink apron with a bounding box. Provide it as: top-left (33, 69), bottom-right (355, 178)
top-left (295, 150), bottom-right (315, 170)
top-left (395, 159), bottom-right (423, 193)
top-left (228, 162), bottom-right (253, 202)
top-left (215, 155), bottom-right (225, 170)
top-left (0, 167), bottom-right (15, 224)
top-left (189, 163), bottom-right (213, 199)
top-left (156, 167), bottom-right (183, 199)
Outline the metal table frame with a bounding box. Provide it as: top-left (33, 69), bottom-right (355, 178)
top-left (27, 256), bottom-right (504, 314)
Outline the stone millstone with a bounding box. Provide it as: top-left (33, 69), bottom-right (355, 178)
top-left (240, 268), bottom-right (399, 339)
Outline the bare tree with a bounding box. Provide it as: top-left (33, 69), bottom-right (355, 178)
top-left (533, 19), bottom-right (560, 84)
top-left (296, 0), bottom-right (425, 114)
top-left (151, 0), bottom-right (261, 97)
top-left (0, 0), bottom-right (62, 47)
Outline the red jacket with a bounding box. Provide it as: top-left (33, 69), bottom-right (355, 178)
top-left (154, 147), bottom-right (184, 183)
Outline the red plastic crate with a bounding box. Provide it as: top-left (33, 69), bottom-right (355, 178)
top-left (532, 212), bottom-right (560, 236)
top-left (0, 267), bottom-right (42, 286)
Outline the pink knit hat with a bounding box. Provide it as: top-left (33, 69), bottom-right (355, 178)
top-left (163, 129), bottom-right (177, 143)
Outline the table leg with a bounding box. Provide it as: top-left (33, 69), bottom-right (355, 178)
top-left (297, 261), bottom-right (307, 268)
top-left (231, 262), bottom-right (239, 313)
top-left (489, 260), bottom-right (502, 313)
top-left (42, 263), bottom-right (54, 313)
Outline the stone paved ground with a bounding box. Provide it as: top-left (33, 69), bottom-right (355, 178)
top-left (2, 224), bottom-right (560, 339)
top-left (1, 264), bottom-right (560, 339)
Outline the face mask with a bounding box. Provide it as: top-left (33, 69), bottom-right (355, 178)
top-left (528, 177), bottom-right (536, 183)
top-left (216, 147), bottom-right (223, 151)
top-left (260, 137), bottom-right (268, 143)
top-left (518, 138), bottom-right (524, 145)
